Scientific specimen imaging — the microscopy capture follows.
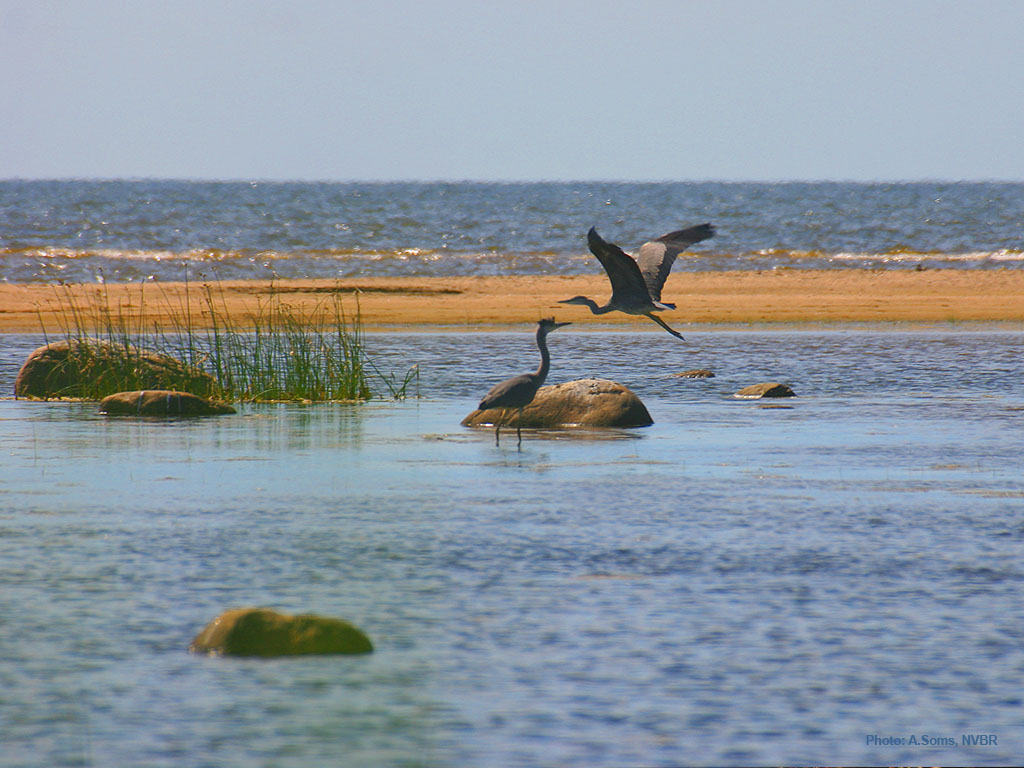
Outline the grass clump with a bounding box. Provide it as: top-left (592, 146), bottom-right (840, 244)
top-left (35, 279), bottom-right (416, 402)
top-left (189, 282), bottom-right (372, 401)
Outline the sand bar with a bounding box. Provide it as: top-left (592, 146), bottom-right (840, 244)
top-left (2, 270), bottom-right (1024, 333)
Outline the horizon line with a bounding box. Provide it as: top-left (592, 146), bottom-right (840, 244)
top-left (3, 175), bottom-right (1023, 185)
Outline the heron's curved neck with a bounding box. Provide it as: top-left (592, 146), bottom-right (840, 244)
top-left (582, 297), bottom-right (614, 315)
top-left (534, 329), bottom-right (552, 383)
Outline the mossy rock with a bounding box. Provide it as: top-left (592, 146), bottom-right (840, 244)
top-left (100, 390), bottom-right (235, 416)
top-left (463, 378), bottom-right (653, 428)
top-left (189, 608), bottom-right (373, 657)
top-left (14, 339), bottom-right (218, 400)
top-left (734, 382), bottom-right (797, 399)
top-left (675, 369), bottom-right (715, 379)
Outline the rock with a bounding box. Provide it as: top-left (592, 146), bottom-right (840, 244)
top-left (189, 608), bottom-right (373, 657)
top-left (462, 378), bottom-right (653, 428)
top-left (100, 390), bottom-right (235, 416)
top-left (14, 339), bottom-right (217, 400)
top-left (734, 382), bottom-right (797, 399)
top-left (675, 369), bottom-right (715, 379)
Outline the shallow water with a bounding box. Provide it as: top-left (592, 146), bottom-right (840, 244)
top-left (2, 329), bottom-right (1024, 766)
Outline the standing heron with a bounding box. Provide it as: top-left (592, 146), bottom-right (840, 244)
top-left (559, 223), bottom-right (715, 340)
top-left (477, 317), bottom-right (571, 447)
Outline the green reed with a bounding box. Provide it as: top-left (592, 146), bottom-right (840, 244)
top-left (36, 281), bottom-right (220, 400)
top-left (38, 279), bottom-right (416, 402)
top-left (195, 282), bottom-right (372, 401)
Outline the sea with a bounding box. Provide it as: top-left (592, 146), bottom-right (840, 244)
top-left (2, 181), bottom-right (1024, 767)
top-left (1, 180), bottom-right (1023, 283)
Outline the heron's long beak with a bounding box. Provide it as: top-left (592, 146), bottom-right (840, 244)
top-left (553, 321), bottom-right (572, 329)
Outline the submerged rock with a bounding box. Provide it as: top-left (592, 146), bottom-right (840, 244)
top-left (189, 608), bottom-right (373, 657)
top-left (462, 377), bottom-right (653, 428)
top-left (14, 339), bottom-right (217, 400)
top-left (734, 382), bottom-right (797, 399)
top-left (100, 390), bottom-right (235, 416)
top-left (675, 369), bottom-right (716, 379)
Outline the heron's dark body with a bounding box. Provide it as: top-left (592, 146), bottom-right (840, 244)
top-left (479, 373), bottom-right (542, 412)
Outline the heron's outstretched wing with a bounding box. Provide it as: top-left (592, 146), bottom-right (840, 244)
top-left (586, 227), bottom-right (649, 307)
top-left (636, 223), bottom-right (715, 302)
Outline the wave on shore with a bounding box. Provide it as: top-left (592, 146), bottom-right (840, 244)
top-left (5, 245), bottom-right (1024, 284)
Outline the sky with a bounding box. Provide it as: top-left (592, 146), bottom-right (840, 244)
top-left (2, 0), bottom-right (1023, 182)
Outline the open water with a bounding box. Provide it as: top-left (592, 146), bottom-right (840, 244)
top-left (2, 326), bottom-right (1023, 767)
top-left (2, 181), bottom-right (1024, 765)
top-left (2, 180), bottom-right (1024, 283)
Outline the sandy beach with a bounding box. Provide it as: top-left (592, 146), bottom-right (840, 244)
top-left (2, 270), bottom-right (1024, 333)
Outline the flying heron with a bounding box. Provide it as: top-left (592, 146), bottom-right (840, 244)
top-left (477, 317), bottom-right (571, 447)
top-left (558, 223), bottom-right (715, 340)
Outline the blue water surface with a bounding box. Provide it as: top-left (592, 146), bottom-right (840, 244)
top-left (3, 180), bottom-right (1024, 281)
top-left (2, 329), bottom-right (1024, 767)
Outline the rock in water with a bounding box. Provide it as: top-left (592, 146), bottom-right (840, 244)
top-left (462, 377), bottom-right (653, 428)
top-left (734, 382), bottom-right (797, 399)
top-left (100, 390), bottom-right (235, 416)
top-left (189, 608), bottom-right (373, 657)
top-left (675, 369), bottom-right (715, 379)
top-left (14, 339), bottom-right (217, 399)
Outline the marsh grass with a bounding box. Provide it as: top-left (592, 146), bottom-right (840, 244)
top-left (36, 282), bottom-right (220, 400)
top-left (38, 279), bottom-right (416, 402)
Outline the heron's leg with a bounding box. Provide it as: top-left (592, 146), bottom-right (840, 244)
top-left (494, 410), bottom-right (504, 445)
top-left (646, 312), bottom-right (685, 341)
top-left (516, 407), bottom-right (524, 448)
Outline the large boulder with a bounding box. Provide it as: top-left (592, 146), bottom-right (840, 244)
top-left (14, 339), bottom-right (218, 400)
top-left (189, 608), bottom-right (373, 657)
top-left (462, 378), bottom-right (653, 428)
top-left (100, 390), bottom-right (235, 416)
top-left (734, 382), bottom-right (797, 399)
